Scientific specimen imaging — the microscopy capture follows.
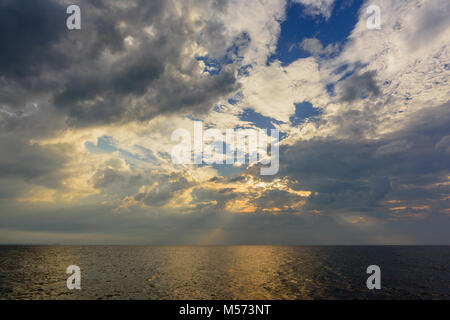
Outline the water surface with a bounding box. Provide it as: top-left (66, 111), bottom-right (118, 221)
top-left (0, 246), bottom-right (449, 299)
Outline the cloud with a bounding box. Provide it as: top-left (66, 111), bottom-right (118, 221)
top-left (292, 0), bottom-right (335, 19)
top-left (0, 0), bottom-right (67, 78)
top-left (298, 37), bottom-right (340, 58)
top-left (277, 102), bottom-right (450, 217)
top-left (337, 70), bottom-right (381, 103)
top-left (0, 0), bottom-right (245, 127)
top-left (0, 136), bottom-right (71, 189)
top-left (91, 159), bottom-right (129, 189)
top-left (0, 0), bottom-right (449, 245)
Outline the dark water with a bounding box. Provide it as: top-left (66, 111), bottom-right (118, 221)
top-left (0, 246), bottom-right (449, 300)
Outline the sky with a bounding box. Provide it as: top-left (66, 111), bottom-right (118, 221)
top-left (0, 0), bottom-right (449, 245)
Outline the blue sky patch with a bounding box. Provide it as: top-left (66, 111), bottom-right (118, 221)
top-left (85, 135), bottom-right (117, 154)
top-left (224, 32), bottom-right (251, 64)
top-left (326, 83), bottom-right (336, 97)
top-left (85, 136), bottom-right (159, 165)
top-left (269, 0), bottom-right (364, 66)
top-left (290, 101), bottom-right (322, 126)
top-left (336, 61), bottom-right (368, 81)
top-left (237, 64), bottom-right (253, 77)
top-left (212, 163), bottom-right (244, 178)
top-left (239, 108), bottom-right (284, 130)
top-left (228, 92), bottom-right (243, 105)
top-left (196, 56), bottom-right (222, 75)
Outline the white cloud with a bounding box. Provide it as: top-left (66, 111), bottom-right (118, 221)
top-left (329, 0), bottom-right (450, 136)
top-left (239, 57), bottom-right (324, 123)
top-left (298, 37), bottom-right (340, 57)
top-left (237, 0), bottom-right (450, 140)
top-left (292, 0), bottom-right (335, 19)
top-left (200, 0), bottom-right (286, 65)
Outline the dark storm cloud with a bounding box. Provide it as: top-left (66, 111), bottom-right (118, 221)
top-left (0, 0), bottom-right (241, 201)
top-left (0, 0), bottom-right (69, 110)
top-left (190, 186), bottom-right (238, 209)
top-left (275, 102), bottom-right (450, 216)
top-left (52, 43), bottom-right (167, 124)
top-left (133, 173), bottom-right (191, 207)
top-left (227, 175), bottom-right (247, 183)
top-left (0, 135), bottom-right (72, 189)
top-left (0, 0), bottom-right (239, 126)
top-left (0, 0), bottom-right (67, 78)
top-left (92, 167), bottom-right (126, 189)
top-left (338, 70), bottom-right (380, 103)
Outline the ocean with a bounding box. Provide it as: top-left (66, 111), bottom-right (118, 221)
top-left (0, 246), bottom-right (449, 299)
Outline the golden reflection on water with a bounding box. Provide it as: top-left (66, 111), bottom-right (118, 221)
top-left (219, 246), bottom-right (287, 299)
top-left (155, 246), bottom-right (319, 299)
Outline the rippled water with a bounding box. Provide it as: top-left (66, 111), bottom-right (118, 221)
top-left (0, 246), bottom-right (449, 299)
